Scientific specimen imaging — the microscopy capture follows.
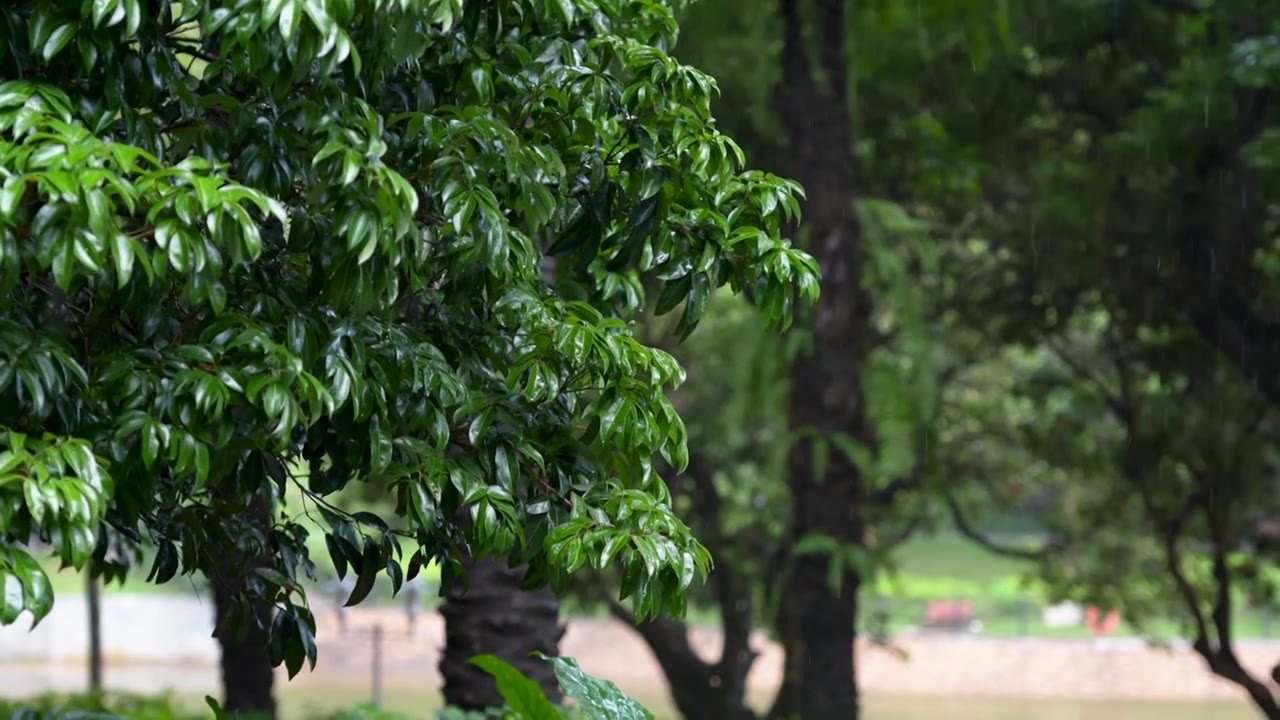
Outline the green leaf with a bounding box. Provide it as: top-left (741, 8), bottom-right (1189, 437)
top-left (370, 415), bottom-right (393, 474)
top-left (254, 566), bottom-right (295, 590)
top-left (0, 571), bottom-right (23, 624)
top-left (41, 22), bottom-right (78, 62)
top-left (406, 550), bottom-right (425, 582)
top-left (325, 533), bottom-right (349, 580)
top-left (283, 610), bottom-right (307, 678)
top-left (145, 540), bottom-right (178, 584)
top-left (296, 606), bottom-right (318, 672)
top-left (542, 654), bottom-right (653, 720)
top-left (409, 482), bottom-right (435, 529)
top-left (11, 550), bottom-right (52, 626)
top-left (470, 654), bottom-right (561, 720)
top-left (268, 605), bottom-right (291, 667)
top-left (205, 696), bottom-right (226, 720)
top-left (344, 540), bottom-right (380, 607)
top-left (280, 0), bottom-right (303, 41)
top-left (654, 274), bottom-right (691, 316)
top-left (468, 410), bottom-right (494, 447)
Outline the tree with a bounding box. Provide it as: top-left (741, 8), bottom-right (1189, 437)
top-left (588, 2), bottom-right (1280, 718)
top-left (595, 4), bottom-right (1001, 718)
top-left (920, 2), bottom-right (1280, 716)
top-left (944, 305), bottom-right (1280, 717)
top-left (958, 0), bottom-right (1280, 398)
top-left (86, 562), bottom-right (101, 692)
top-left (569, 289), bottom-right (790, 720)
top-left (0, 0), bottom-right (820, 715)
top-left (439, 252), bottom-right (569, 709)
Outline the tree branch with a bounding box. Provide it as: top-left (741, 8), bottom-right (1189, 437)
top-left (1048, 340), bottom-right (1132, 424)
top-left (1129, 427), bottom-right (1280, 717)
top-left (681, 453), bottom-right (759, 695)
top-left (943, 490), bottom-right (1062, 561)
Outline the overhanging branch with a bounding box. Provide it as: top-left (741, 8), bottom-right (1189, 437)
top-left (944, 490), bottom-right (1063, 561)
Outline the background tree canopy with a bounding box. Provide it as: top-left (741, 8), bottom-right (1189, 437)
top-left (580, 1), bottom-right (1280, 719)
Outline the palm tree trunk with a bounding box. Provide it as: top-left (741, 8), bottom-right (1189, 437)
top-left (439, 206), bottom-right (566, 710)
top-left (440, 551), bottom-right (565, 709)
top-left (210, 492), bottom-right (277, 718)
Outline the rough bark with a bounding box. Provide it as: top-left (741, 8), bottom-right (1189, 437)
top-left (1176, 82), bottom-right (1280, 409)
top-left (439, 552), bottom-right (565, 710)
top-left (769, 1), bottom-right (871, 718)
top-left (210, 494), bottom-right (277, 719)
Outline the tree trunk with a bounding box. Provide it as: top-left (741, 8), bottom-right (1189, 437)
top-left (637, 457), bottom-right (758, 719)
top-left (616, 611), bottom-right (757, 720)
top-left (771, 1), bottom-right (870, 718)
top-left (86, 565), bottom-right (102, 692)
top-left (607, 520), bottom-right (758, 719)
top-left (440, 552), bottom-right (565, 710)
top-left (210, 494), bottom-right (277, 719)
top-left (600, 351), bottom-right (760, 718)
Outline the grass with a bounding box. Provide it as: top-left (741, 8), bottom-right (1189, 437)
top-left (872, 534), bottom-right (1278, 641)
top-left (891, 535), bottom-right (1027, 583)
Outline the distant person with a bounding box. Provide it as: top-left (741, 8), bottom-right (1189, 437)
top-left (403, 576), bottom-right (423, 632)
top-left (327, 576), bottom-right (355, 633)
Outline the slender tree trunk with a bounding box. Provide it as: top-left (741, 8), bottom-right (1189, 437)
top-left (766, 591), bottom-right (801, 720)
top-left (770, 1), bottom-right (870, 718)
top-left (614, 610), bottom-right (757, 720)
top-left (86, 565), bottom-right (102, 692)
top-left (211, 493), bottom-right (277, 719)
top-left (605, 459), bottom-right (759, 719)
top-left (440, 551), bottom-right (565, 710)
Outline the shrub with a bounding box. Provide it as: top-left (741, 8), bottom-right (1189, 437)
top-left (0, 691), bottom-right (202, 720)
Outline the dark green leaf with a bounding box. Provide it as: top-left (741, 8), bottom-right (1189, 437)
top-left (344, 540), bottom-right (380, 607)
top-left (146, 540), bottom-right (178, 584)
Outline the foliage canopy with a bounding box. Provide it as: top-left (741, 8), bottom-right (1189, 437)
top-left (0, 0), bottom-right (818, 675)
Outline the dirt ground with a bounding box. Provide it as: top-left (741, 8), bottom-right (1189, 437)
top-left (307, 607), bottom-right (1280, 703)
top-left (5, 605), bottom-right (1278, 707)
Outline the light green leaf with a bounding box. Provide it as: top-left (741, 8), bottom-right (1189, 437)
top-left (542, 654), bottom-right (652, 720)
top-left (470, 655), bottom-right (560, 720)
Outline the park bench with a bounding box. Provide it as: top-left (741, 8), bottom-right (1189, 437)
top-left (922, 600), bottom-right (976, 632)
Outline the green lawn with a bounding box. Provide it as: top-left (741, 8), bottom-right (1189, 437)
top-left (892, 534), bottom-right (1028, 584)
top-left (871, 533), bottom-right (1279, 641)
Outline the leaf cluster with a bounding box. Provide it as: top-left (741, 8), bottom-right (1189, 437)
top-left (0, 0), bottom-right (819, 669)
